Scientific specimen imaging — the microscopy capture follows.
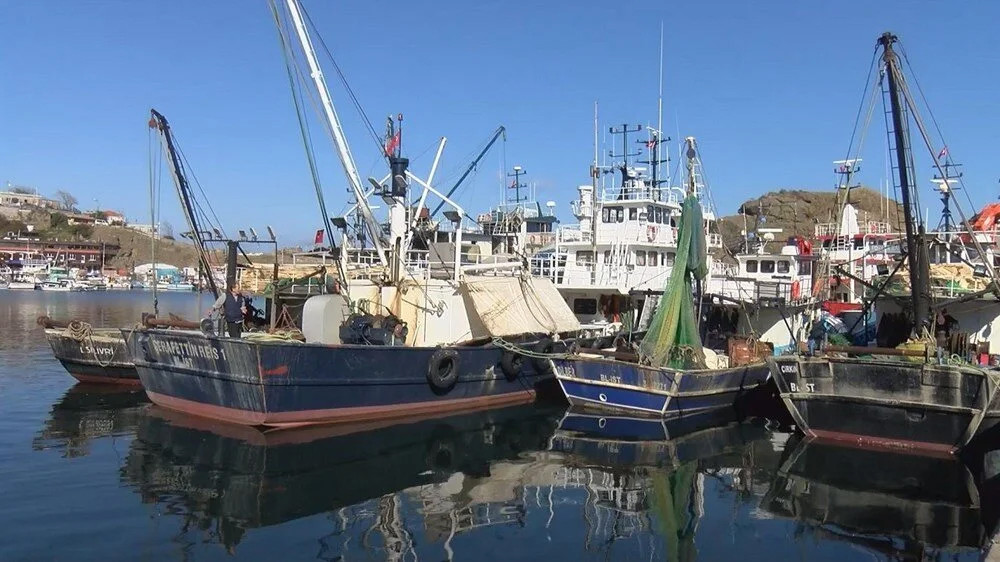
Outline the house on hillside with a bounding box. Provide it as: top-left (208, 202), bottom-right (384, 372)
top-left (65, 212), bottom-right (97, 226)
top-left (0, 190), bottom-right (60, 210)
top-left (99, 210), bottom-right (125, 226)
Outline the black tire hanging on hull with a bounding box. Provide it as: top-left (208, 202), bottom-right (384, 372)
top-left (427, 348), bottom-right (460, 392)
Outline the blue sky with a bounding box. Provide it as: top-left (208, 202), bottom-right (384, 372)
top-left (2, 1), bottom-right (998, 246)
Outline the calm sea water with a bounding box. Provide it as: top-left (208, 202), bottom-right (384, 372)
top-left (0, 290), bottom-right (997, 561)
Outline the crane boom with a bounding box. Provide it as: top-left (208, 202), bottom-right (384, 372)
top-left (430, 125), bottom-right (506, 218)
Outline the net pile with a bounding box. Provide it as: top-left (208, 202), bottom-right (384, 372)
top-left (639, 194), bottom-right (708, 369)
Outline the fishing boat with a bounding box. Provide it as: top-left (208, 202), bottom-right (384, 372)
top-left (39, 317), bottom-right (140, 385)
top-left (552, 139), bottom-right (771, 418)
top-left (123, 1), bottom-right (580, 428)
top-left (768, 32), bottom-right (1000, 455)
top-left (8, 273), bottom-right (40, 290)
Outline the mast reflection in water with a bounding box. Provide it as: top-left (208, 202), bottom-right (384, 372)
top-left (26, 384), bottom-right (1000, 560)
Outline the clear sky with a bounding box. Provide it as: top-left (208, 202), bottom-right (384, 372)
top-left (2, 0), bottom-right (998, 246)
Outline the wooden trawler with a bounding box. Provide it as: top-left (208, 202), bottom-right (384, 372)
top-left (39, 317), bottom-right (140, 385)
top-left (552, 139), bottom-right (772, 418)
top-left (768, 32), bottom-right (1000, 455)
top-left (123, 0), bottom-right (581, 428)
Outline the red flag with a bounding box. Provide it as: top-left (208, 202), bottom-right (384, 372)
top-left (314, 229), bottom-right (324, 245)
top-left (384, 131), bottom-right (400, 157)
top-left (937, 146), bottom-right (948, 160)
top-left (646, 140), bottom-right (656, 149)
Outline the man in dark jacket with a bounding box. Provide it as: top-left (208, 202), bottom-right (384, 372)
top-left (211, 284), bottom-right (247, 338)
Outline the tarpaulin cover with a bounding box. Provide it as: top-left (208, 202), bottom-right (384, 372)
top-left (639, 194), bottom-right (708, 368)
top-left (461, 275), bottom-right (580, 337)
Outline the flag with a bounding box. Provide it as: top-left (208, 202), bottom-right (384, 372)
top-left (838, 164), bottom-right (850, 173)
top-left (646, 139), bottom-right (656, 149)
top-left (937, 146), bottom-right (948, 160)
top-left (384, 131), bottom-right (400, 157)
top-left (314, 229), bottom-right (324, 245)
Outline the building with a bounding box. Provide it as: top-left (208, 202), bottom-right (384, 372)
top-left (0, 190), bottom-right (60, 210)
top-left (64, 212), bottom-right (97, 226)
top-left (0, 239), bottom-right (119, 271)
top-left (128, 223), bottom-right (159, 238)
top-left (100, 210), bottom-right (126, 226)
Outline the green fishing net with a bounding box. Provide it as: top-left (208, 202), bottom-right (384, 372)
top-left (639, 193), bottom-right (708, 369)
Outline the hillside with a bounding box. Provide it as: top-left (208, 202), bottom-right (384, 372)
top-left (717, 187), bottom-right (904, 251)
top-left (90, 225), bottom-right (204, 269)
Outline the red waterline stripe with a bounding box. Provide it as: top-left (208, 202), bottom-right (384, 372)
top-left (146, 388), bottom-right (536, 428)
top-left (809, 428), bottom-right (957, 458)
top-left (69, 372), bottom-right (143, 387)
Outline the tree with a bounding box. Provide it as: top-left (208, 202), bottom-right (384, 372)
top-left (160, 220), bottom-right (175, 240)
top-left (9, 186), bottom-right (34, 195)
top-left (53, 190), bottom-right (78, 211)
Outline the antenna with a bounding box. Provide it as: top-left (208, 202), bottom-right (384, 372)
top-left (266, 225), bottom-right (276, 241)
top-left (506, 165), bottom-right (527, 204)
top-left (657, 21), bottom-right (664, 138)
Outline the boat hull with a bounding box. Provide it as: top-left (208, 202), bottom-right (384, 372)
top-left (123, 329), bottom-right (558, 428)
top-left (768, 356), bottom-right (998, 455)
top-left (552, 356), bottom-right (770, 417)
top-left (44, 328), bottom-right (140, 385)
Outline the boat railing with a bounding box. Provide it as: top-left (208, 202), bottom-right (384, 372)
top-left (712, 276), bottom-right (808, 307)
top-left (598, 186), bottom-right (681, 204)
top-left (814, 221), bottom-right (896, 237)
top-left (557, 225), bottom-right (592, 243)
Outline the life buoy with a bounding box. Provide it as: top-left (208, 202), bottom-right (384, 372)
top-left (427, 348), bottom-right (460, 391)
top-left (647, 225), bottom-right (657, 242)
top-left (500, 349), bottom-right (523, 381)
top-left (199, 317), bottom-right (216, 336)
top-left (791, 280), bottom-right (801, 300)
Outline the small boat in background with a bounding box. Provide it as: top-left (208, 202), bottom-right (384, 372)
top-left (39, 316), bottom-right (139, 385)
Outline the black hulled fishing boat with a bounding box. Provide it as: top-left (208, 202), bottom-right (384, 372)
top-left (40, 317), bottom-right (139, 385)
top-left (123, 0), bottom-right (580, 428)
top-left (768, 32), bottom-right (1000, 455)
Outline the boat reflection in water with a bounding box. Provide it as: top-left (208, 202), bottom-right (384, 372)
top-left (32, 384), bottom-right (148, 457)
top-left (119, 403), bottom-right (781, 558)
top-left (762, 434), bottom-right (994, 560)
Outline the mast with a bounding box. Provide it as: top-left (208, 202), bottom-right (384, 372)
top-left (148, 109), bottom-right (220, 299)
top-left (879, 32), bottom-right (931, 334)
top-left (282, 0), bottom-right (388, 268)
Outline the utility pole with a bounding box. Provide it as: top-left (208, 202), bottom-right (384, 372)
top-left (507, 165), bottom-right (527, 204)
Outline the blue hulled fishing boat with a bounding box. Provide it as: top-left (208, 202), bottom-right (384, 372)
top-left (124, 0), bottom-right (581, 428)
top-left (554, 139), bottom-right (771, 418)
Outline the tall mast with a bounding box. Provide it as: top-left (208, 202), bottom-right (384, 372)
top-left (149, 109), bottom-right (220, 299)
top-left (880, 32), bottom-right (931, 334)
top-left (282, 0), bottom-right (388, 267)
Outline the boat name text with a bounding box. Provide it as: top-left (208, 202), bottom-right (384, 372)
top-left (151, 339), bottom-right (224, 361)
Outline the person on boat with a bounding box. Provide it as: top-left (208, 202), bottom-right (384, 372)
top-left (935, 308), bottom-right (959, 359)
top-left (210, 284), bottom-right (247, 338)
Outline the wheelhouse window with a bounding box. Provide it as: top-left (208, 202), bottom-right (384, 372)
top-left (635, 251), bottom-right (647, 266)
top-left (576, 251), bottom-right (594, 265)
top-left (761, 260), bottom-right (776, 273)
top-left (616, 208), bottom-right (624, 223)
top-left (603, 250), bottom-right (611, 263)
top-left (653, 207), bottom-right (662, 224)
top-left (629, 207), bottom-right (637, 221)
top-left (777, 260), bottom-right (790, 273)
top-left (649, 252), bottom-right (658, 266)
top-left (602, 207), bottom-right (611, 222)
top-left (665, 252), bottom-right (675, 266)
top-left (746, 260), bottom-right (758, 273)
top-left (573, 298), bottom-right (598, 315)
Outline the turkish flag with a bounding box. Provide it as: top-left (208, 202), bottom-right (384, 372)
top-left (314, 229), bottom-right (324, 245)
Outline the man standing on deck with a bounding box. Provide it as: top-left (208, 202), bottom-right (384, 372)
top-left (210, 284), bottom-right (247, 338)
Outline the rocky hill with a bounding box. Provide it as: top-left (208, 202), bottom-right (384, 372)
top-left (717, 187), bottom-right (904, 251)
top-left (90, 225), bottom-right (205, 269)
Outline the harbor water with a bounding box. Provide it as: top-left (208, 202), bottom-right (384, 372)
top-left (1, 291), bottom-right (997, 561)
